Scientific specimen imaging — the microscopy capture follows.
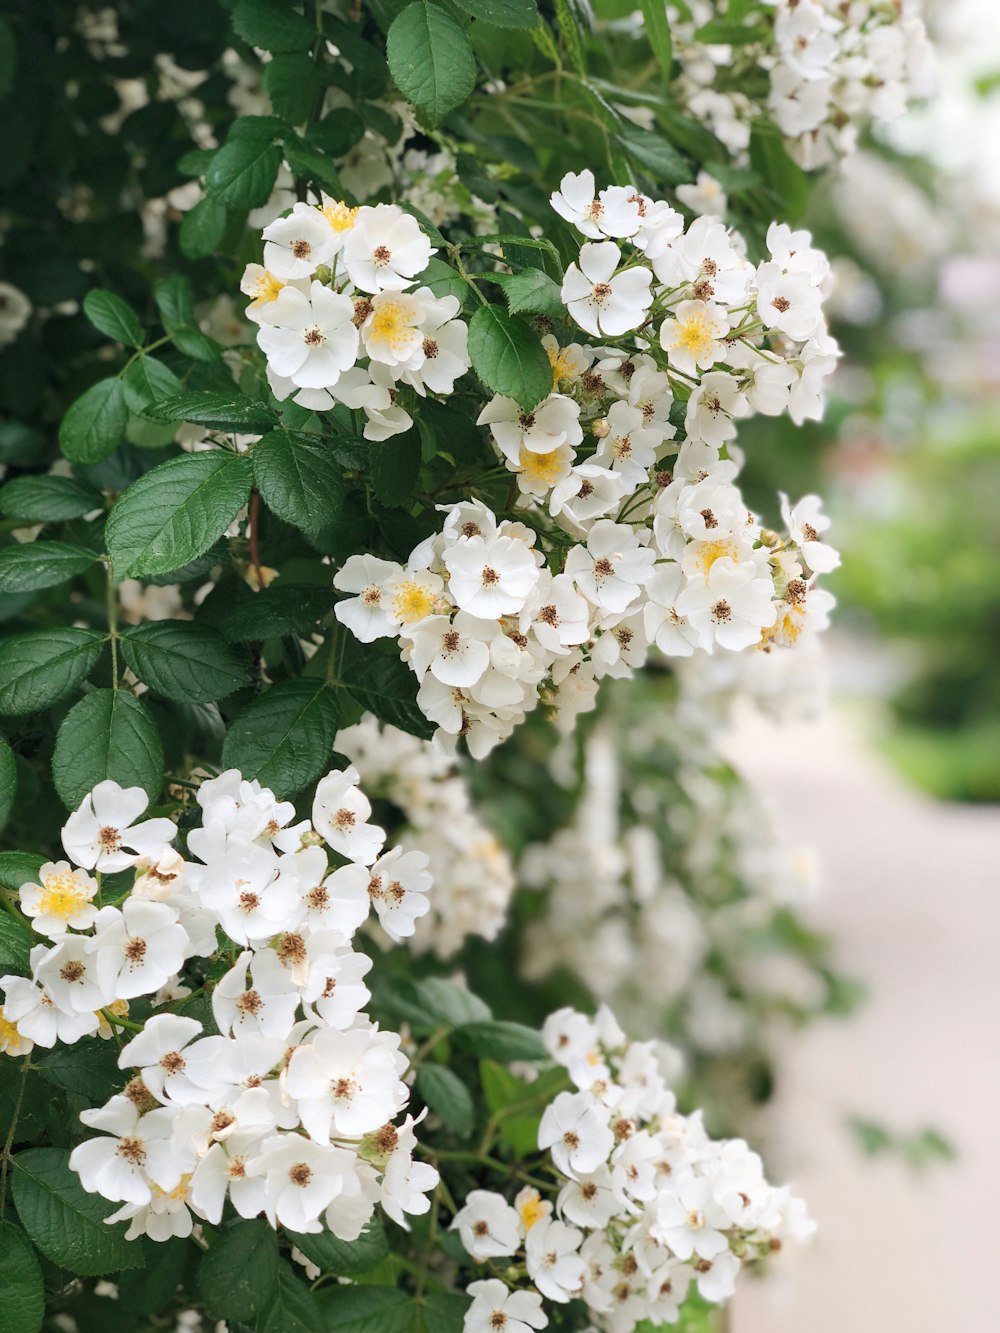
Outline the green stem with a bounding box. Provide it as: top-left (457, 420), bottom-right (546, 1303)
top-left (105, 558), bottom-right (119, 690)
top-left (0, 1055), bottom-right (31, 1218)
top-left (100, 1007), bottom-right (144, 1033)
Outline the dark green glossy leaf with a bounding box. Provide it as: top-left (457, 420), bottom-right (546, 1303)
top-left (52, 689), bottom-right (164, 809)
top-left (0, 628), bottom-right (105, 716)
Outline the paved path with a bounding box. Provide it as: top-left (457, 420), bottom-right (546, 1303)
top-left (724, 706), bottom-right (999, 1333)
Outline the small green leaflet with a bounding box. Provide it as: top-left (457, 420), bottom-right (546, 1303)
top-left (489, 267), bottom-right (564, 317)
top-left (386, 2), bottom-right (476, 125)
top-left (120, 621), bottom-right (250, 702)
top-left (0, 1221), bottom-right (44, 1333)
top-left (52, 689), bottom-right (164, 808)
top-left (0, 474), bottom-right (102, 522)
top-left (451, 0), bottom-right (538, 26)
top-left (0, 542), bottom-right (99, 593)
top-left (0, 628), bottom-right (105, 716)
top-left (197, 1220), bottom-right (278, 1323)
top-left (222, 679), bottom-right (342, 796)
top-left (58, 378), bottom-right (127, 465)
top-left (82, 289), bottom-right (143, 349)
top-left (180, 196), bottom-right (228, 260)
top-left (145, 391), bottom-right (277, 433)
top-left (640, 0), bottom-right (673, 81)
top-left (252, 430), bottom-right (346, 538)
top-left (105, 451), bottom-right (253, 579)
top-left (231, 0), bottom-right (316, 52)
top-left (205, 134), bottom-right (282, 211)
top-left (467, 305), bottom-right (552, 410)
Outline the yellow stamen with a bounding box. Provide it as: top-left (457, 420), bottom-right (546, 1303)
top-left (36, 868), bottom-right (91, 921)
top-left (322, 200), bottom-right (359, 233)
top-left (518, 445), bottom-right (566, 487)
top-left (392, 581), bottom-right (436, 625)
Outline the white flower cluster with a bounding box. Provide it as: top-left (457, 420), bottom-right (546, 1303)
top-left (669, 0), bottom-right (935, 169)
top-left (520, 709), bottom-right (827, 1062)
top-left (454, 1005), bottom-right (813, 1332)
top-left (0, 773), bottom-right (438, 1243)
top-left (241, 198), bottom-right (470, 440)
top-left (333, 176), bottom-right (839, 755)
top-left (337, 716), bottom-right (516, 958)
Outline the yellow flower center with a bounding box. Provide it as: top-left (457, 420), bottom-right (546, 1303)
top-left (392, 581), bottom-right (436, 625)
top-left (0, 1008), bottom-right (25, 1052)
top-left (322, 200), bottom-right (359, 233)
top-left (248, 269), bottom-right (284, 307)
top-left (518, 1192), bottom-right (545, 1231)
top-left (368, 299), bottom-right (419, 355)
top-left (518, 445), bottom-right (566, 487)
top-left (151, 1172), bottom-right (193, 1202)
top-left (547, 341), bottom-right (578, 388)
top-left (37, 870), bottom-right (90, 920)
top-left (668, 309), bottom-right (720, 362)
top-left (688, 538), bottom-right (739, 576)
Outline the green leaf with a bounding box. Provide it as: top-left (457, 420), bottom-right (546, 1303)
top-left (287, 1219), bottom-right (389, 1278)
top-left (615, 123), bottom-right (690, 184)
top-left (59, 379), bottom-right (128, 465)
top-left (418, 257), bottom-right (468, 306)
top-left (220, 584), bottom-right (330, 642)
top-left (0, 475), bottom-right (103, 522)
top-left (145, 391), bottom-right (278, 433)
top-left (317, 1287), bottom-right (412, 1333)
top-left (0, 734), bottom-right (15, 830)
top-left (386, 2), bottom-right (476, 125)
top-left (0, 628), bottom-right (105, 716)
top-left (253, 430), bottom-right (345, 538)
top-left (413, 976), bottom-right (492, 1027)
top-left (232, 0), bottom-right (316, 51)
top-left (180, 195), bottom-right (229, 261)
top-left (489, 267), bottom-right (564, 317)
top-left (282, 131), bottom-right (344, 195)
top-left (34, 1040), bottom-right (120, 1104)
top-left (339, 640), bottom-right (434, 740)
top-left (641, 0), bottom-right (672, 80)
top-left (694, 19), bottom-right (768, 44)
top-left (82, 290), bottom-right (143, 350)
top-left (451, 0), bottom-right (538, 26)
top-left (467, 305), bottom-right (551, 410)
top-left (370, 431), bottom-right (420, 508)
top-left (198, 1220), bottom-right (278, 1322)
top-left (10, 1148), bottom-right (143, 1277)
top-left (0, 910), bottom-right (32, 974)
top-left (454, 1020), bottom-right (547, 1061)
top-left (222, 679), bottom-right (342, 795)
top-left (416, 1063), bottom-right (475, 1136)
top-left (116, 1238), bottom-right (191, 1317)
top-left (264, 53), bottom-right (325, 123)
top-left (121, 356), bottom-right (184, 415)
top-left (0, 1221), bottom-right (44, 1333)
top-left (154, 276), bottom-right (221, 363)
top-left (52, 690), bottom-right (164, 809)
top-left (120, 621), bottom-right (250, 702)
top-left (105, 451), bottom-right (254, 579)
top-left (0, 542), bottom-right (99, 593)
top-left (255, 1263), bottom-right (325, 1333)
top-left (206, 135), bottom-right (282, 210)
top-left (749, 120), bottom-right (809, 219)
top-left (0, 853), bottom-right (44, 893)
top-left (479, 1062), bottom-right (568, 1156)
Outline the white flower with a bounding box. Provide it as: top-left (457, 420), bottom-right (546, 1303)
top-left (33, 936), bottom-right (110, 1015)
top-left (643, 566), bottom-right (701, 658)
top-left (62, 781), bottom-right (176, 873)
top-left (550, 168), bottom-right (607, 239)
top-left (684, 371), bottom-right (748, 449)
top-left (478, 394), bottom-right (583, 464)
top-left (247, 1134), bottom-right (356, 1233)
top-left (0, 1005), bottom-right (33, 1057)
top-left (191, 842), bottom-right (292, 946)
top-left (212, 949), bottom-right (300, 1040)
top-left (379, 1112), bottom-right (440, 1229)
top-left (562, 242), bottom-right (652, 337)
top-left (365, 846), bottom-right (432, 943)
top-left (117, 1014), bottom-right (205, 1104)
top-left (530, 575), bottom-right (592, 655)
top-left (592, 401), bottom-right (661, 490)
top-left (654, 1174), bottom-right (732, 1261)
top-left (0, 973), bottom-right (98, 1047)
top-left (549, 464), bottom-right (630, 531)
top-left (557, 1164), bottom-right (619, 1228)
top-left (361, 289), bottom-right (428, 367)
top-left (312, 767), bottom-right (386, 866)
top-left (296, 860), bottom-right (372, 938)
top-left (92, 900), bottom-right (189, 1001)
top-left (261, 203), bottom-right (337, 280)
top-left (19, 861), bottom-right (98, 937)
top-left (676, 171), bottom-right (728, 218)
top-left (407, 613), bottom-right (494, 688)
top-left (524, 1216), bottom-right (585, 1303)
top-left (333, 554), bottom-right (404, 642)
top-left (285, 1025), bottom-right (408, 1140)
top-left (564, 521), bottom-right (655, 616)
top-left (538, 1091), bottom-right (614, 1178)
top-left (659, 299), bottom-right (728, 376)
top-left (452, 1189), bottom-right (522, 1259)
top-left (464, 1279), bottom-right (549, 1333)
top-left (401, 295), bottom-right (469, 396)
top-left (755, 262), bottom-right (825, 342)
top-left (780, 493), bottom-right (840, 573)
top-left (71, 1096), bottom-right (184, 1205)
top-left (675, 558), bottom-right (777, 652)
top-left (342, 203), bottom-right (434, 293)
top-left (256, 279), bottom-right (358, 390)
top-left (693, 1248), bottom-right (741, 1303)
top-left (444, 534), bottom-right (541, 619)
top-left (0, 283), bottom-right (32, 347)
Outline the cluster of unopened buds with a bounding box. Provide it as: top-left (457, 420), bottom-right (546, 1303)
top-left (0, 772), bottom-right (438, 1242)
top-left (332, 172), bottom-right (839, 755)
top-left (668, 0), bottom-right (935, 168)
top-left (453, 1006), bottom-right (814, 1331)
top-left (241, 197), bottom-right (469, 439)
